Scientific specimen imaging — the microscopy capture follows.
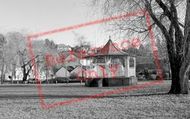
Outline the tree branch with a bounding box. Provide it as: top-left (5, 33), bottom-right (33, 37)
top-left (145, 0), bottom-right (171, 40)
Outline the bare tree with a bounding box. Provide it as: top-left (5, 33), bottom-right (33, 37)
top-left (6, 32), bottom-right (40, 83)
top-left (94, 0), bottom-right (189, 94)
top-left (44, 39), bottom-right (59, 82)
top-left (18, 49), bottom-right (39, 82)
top-left (72, 31), bottom-right (90, 54)
top-left (0, 34), bottom-right (6, 84)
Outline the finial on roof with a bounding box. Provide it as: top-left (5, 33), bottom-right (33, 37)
top-left (108, 36), bottom-right (112, 42)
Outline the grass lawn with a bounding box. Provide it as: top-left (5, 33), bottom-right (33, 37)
top-left (0, 80), bottom-right (189, 119)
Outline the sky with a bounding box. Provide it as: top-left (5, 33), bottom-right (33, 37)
top-left (0, 0), bottom-right (112, 47)
top-left (0, 0), bottom-right (186, 47)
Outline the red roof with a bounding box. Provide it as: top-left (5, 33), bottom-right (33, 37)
top-left (97, 39), bottom-right (127, 56)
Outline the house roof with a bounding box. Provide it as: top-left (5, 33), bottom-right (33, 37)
top-left (55, 66), bottom-right (70, 78)
top-left (98, 39), bottom-right (126, 55)
top-left (85, 39), bottom-right (129, 58)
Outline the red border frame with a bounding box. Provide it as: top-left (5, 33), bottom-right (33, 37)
top-left (27, 9), bottom-right (164, 109)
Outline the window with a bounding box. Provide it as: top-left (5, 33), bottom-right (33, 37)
top-left (96, 57), bottom-right (105, 63)
top-left (111, 57), bottom-right (125, 67)
top-left (129, 57), bottom-right (135, 68)
top-left (111, 58), bottom-right (120, 64)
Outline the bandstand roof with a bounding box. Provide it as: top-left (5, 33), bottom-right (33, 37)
top-left (85, 39), bottom-right (131, 58)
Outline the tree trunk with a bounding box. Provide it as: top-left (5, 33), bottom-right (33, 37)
top-left (165, 23), bottom-right (182, 94)
top-left (169, 58), bottom-right (181, 94)
top-left (179, 57), bottom-right (190, 94)
top-left (23, 73), bottom-right (28, 82)
top-left (179, 33), bottom-right (190, 94)
top-left (0, 59), bottom-right (5, 84)
top-left (0, 64), bottom-right (4, 84)
top-left (22, 67), bottom-right (27, 82)
top-left (178, 0), bottom-right (190, 94)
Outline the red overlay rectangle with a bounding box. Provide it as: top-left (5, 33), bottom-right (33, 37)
top-left (27, 9), bottom-right (164, 109)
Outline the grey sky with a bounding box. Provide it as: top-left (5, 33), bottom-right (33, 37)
top-left (0, 0), bottom-right (111, 46)
top-left (0, 0), bottom-right (186, 47)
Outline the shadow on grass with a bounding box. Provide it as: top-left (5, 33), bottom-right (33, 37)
top-left (0, 92), bottom-right (172, 100)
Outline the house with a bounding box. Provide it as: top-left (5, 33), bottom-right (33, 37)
top-left (64, 53), bottom-right (81, 69)
top-left (82, 38), bottom-right (137, 87)
top-left (70, 65), bottom-right (83, 80)
top-left (55, 66), bottom-right (70, 78)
